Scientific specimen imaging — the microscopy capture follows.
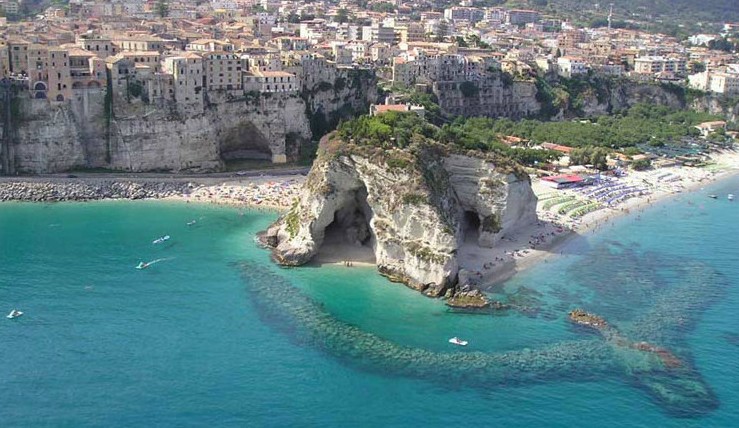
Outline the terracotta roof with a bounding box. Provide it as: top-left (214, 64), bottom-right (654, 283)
top-left (374, 104), bottom-right (409, 113)
top-left (541, 142), bottom-right (573, 153)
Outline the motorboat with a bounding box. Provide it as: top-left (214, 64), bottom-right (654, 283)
top-left (6, 309), bottom-right (23, 319)
top-left (152, 235), bottom-right (170, 244)
top-left (135, 261), bottom-right (149, 270)
top-left (708, 194), bottom-right (718, 199)
top-left (186, 220), bottom-right (197, 226)
top-left (729, 194), bottom-right (735, 201)
top-left (448, 337), bottom-right (468, 346)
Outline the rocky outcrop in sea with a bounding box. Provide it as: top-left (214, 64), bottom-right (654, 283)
top-left (262, 134), bottom-right (538, 299)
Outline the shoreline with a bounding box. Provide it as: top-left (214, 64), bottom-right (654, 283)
top-left (460, 149), bottom-right (739, 289)
top-left (0, 175), bottom-right (304, 211)
top-left (3, 149), bottom-right (739, 287)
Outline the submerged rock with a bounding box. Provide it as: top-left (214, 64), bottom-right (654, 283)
top-left (446, 289), bottom-right (494, 309)
top-left (262, 134), bottom-right (538, 297)
top-left (569, 309), bottom-right (609, 330)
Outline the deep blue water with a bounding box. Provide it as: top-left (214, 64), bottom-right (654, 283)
top-left (1, 175), bottom-right (739, 427)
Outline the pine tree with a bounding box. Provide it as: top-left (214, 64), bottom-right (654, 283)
top-left (156, 0), bottom-right (169, 18)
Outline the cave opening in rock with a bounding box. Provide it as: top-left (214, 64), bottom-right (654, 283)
top-left (463, 210), bottom-right (481, 244)
top-left (219, 122), bottom-right (273, 169)
top-left (318, 185), bottom-right (376, 265)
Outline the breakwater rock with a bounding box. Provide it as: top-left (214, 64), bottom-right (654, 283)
top-left (262, 134), bottom-right (538, 298)
top-left (242, 259), bottom-right (721, 418)
top-left (569, 309), bottom-right (609, 330)
top-left (0, 180), bottom-right (193, 202)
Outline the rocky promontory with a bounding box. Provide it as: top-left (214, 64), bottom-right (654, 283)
top-left (262, 119), bottom-right (538, 299)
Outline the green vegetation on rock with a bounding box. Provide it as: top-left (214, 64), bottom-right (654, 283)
top-left (478, 103), bottom-right (721, 149)
top-left (335, 112), bottom-right (552, 171)
top-left (285, 203), bottom-right (300, 238)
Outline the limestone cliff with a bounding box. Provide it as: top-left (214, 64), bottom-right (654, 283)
top-left (7, 90), bottom-right (311, 174)
top-left (299, 67), bottom-right (379, 137)
top-left (561, 78), bottom-right (739, 119)
top-left (3, 67), bottom-right (378, 174)
top-left (263, 137), bottom-right (537, 297)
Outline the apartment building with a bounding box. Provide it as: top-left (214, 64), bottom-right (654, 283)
top-left (163, 53), bottom-right (204, 108)
top-left (242, 70), bottom-right (299, 93)
top-left (633, 56), bottom-right (687, 76)
top-left (202, 51), bottom-right (242, 91)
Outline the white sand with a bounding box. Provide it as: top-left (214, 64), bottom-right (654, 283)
top-left (165, 176), bottom-right (304, 210)
top-left (168, 150), bottom-right (739, 284)
top-left (458, 149), bottom-right (739, 287)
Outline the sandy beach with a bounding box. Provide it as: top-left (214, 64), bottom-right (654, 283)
top-left (165, 150), bottom-right (739, 279)
top-left (457, 149), bottom-right (739, 288)
top-left (3, 150), bottom-right (738, 282)
top-left (164, 175), bottom-right (305, 210)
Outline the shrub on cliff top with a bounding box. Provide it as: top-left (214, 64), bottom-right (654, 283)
top-left (337, 111), bottom-right (436, 149)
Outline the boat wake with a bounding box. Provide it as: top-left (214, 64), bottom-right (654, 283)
top-left (135, 258), bottom-right (172, 270)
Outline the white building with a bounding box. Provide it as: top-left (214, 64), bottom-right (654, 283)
top-left (557, 56), bottom-right (588, 77)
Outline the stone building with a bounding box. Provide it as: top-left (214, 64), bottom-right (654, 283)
top-left (113, 35), bottom-right (166, 53)
top-left (7, 39), bottom-right (30, 75)
top-left (242, 70), bottom-right (299, 93)
top-left (76, 34), bottom-right (115, 58)
top-left (163, 53), bottom-right (204, 110)
top-left (46, 47), bottom-right (72, 101)
top-left (202, 51), bottom-right (242, 91)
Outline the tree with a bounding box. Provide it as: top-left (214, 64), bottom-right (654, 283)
top-left (459, 81), bottom-right (479, 98)
top-left (335, 8), bottom-right (350, 24)
top-left (369, 2), bottom-right (396, 13)
top-left (156, 0), bottom-right (169, 18)
top-left (631, 158), bottom-right (651, 170)
top-left (690, 61), bottom-right (706, 73)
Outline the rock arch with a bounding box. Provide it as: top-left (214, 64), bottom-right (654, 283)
top-left (317, 181), bottom-right (376, 264)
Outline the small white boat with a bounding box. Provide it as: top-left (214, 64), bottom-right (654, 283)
top-left (152, 235), bottom-right (170, 244)
top-left (709, 194), bottom-right (718, 199)
top-left (6, 309), bottom-right (23, 319)
top-left (448, 337), bottom-right (468, 346)
top-left (186, 220), bottom-right (197, 226)
top-left (729, 194), bottom-right (734, 201)
top-left (135, 262), bottom-right (149, 270)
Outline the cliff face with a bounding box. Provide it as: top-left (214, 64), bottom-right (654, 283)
top-left (8, 89), bottom-right (312, 174)
top-left (299, 67), bottom-right (379, 136)
top-left (263, 140), bottom-right (537, 297)
top-left (574, 79), bottom-right (739, 120)
top-left (573, 81), bottom-right (684, 118)
top-left (4, 68), bottom-right (378, 174)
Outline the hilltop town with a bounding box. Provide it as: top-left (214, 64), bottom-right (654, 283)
top-left (0, 0), bottom-right (735, 175)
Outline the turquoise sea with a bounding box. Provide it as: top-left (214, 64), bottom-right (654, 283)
top-left (2, 175), bottom-right (739, 427)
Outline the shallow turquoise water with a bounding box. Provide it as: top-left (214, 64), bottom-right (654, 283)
top-left (1, 175), bottom-right (739, 427)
